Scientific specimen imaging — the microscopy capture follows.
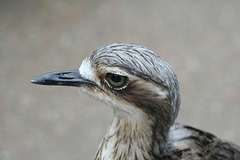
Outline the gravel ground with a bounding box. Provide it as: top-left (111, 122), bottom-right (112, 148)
top-left (0, 0), bottom-right (240, 160)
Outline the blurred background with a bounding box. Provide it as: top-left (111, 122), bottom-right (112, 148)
top-left (0, 0), bottom-right (240, 159)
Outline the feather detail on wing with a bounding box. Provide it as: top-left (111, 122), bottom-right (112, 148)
top-left (169, 123), bottom-right (240, 160)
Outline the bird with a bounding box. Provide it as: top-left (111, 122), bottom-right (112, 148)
top-left (31, 43), bottom-right (240, 160)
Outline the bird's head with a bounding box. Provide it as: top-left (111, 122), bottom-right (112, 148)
top-left (31, 43), bottom-right (180, 129)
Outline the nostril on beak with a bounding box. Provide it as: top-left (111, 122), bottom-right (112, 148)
top-left (59, 73), bottom-right (74, 79)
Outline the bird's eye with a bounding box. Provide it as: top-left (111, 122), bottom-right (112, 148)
top-left (106, 73), bottom-right (128, 90)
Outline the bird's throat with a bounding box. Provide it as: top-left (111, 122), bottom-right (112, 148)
top-left (94, 114), bottom-right (171, 160)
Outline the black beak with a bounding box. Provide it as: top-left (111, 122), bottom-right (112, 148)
top-left (31, 69), bottom-right (96, 87)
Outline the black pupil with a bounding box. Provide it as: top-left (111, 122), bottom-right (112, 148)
top-left (111, 75), bottom-right (121, 83)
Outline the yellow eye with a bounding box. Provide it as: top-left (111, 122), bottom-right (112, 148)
top-left (106, 73), bottom-right (128, 90)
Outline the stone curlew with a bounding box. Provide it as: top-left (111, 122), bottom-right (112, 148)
top-left (31, 43), bottom-right (240, 160)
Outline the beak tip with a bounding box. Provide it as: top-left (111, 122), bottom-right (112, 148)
top-left (31, 76), bottom-right (44, 85)
top-left (30, 79), bottom-right (37, 84)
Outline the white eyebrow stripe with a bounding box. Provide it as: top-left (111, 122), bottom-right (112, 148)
top-left (102, 67), bottom-right (129, 76)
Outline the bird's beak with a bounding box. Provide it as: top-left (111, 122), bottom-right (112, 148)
top-left (31, 69), bottom-right (96, 87)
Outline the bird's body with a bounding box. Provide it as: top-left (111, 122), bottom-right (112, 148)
top-left (31, 43), bottom-right (240, 160)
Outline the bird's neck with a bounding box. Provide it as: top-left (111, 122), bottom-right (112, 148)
top-left (94, 113), bottom-right (173, 160)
